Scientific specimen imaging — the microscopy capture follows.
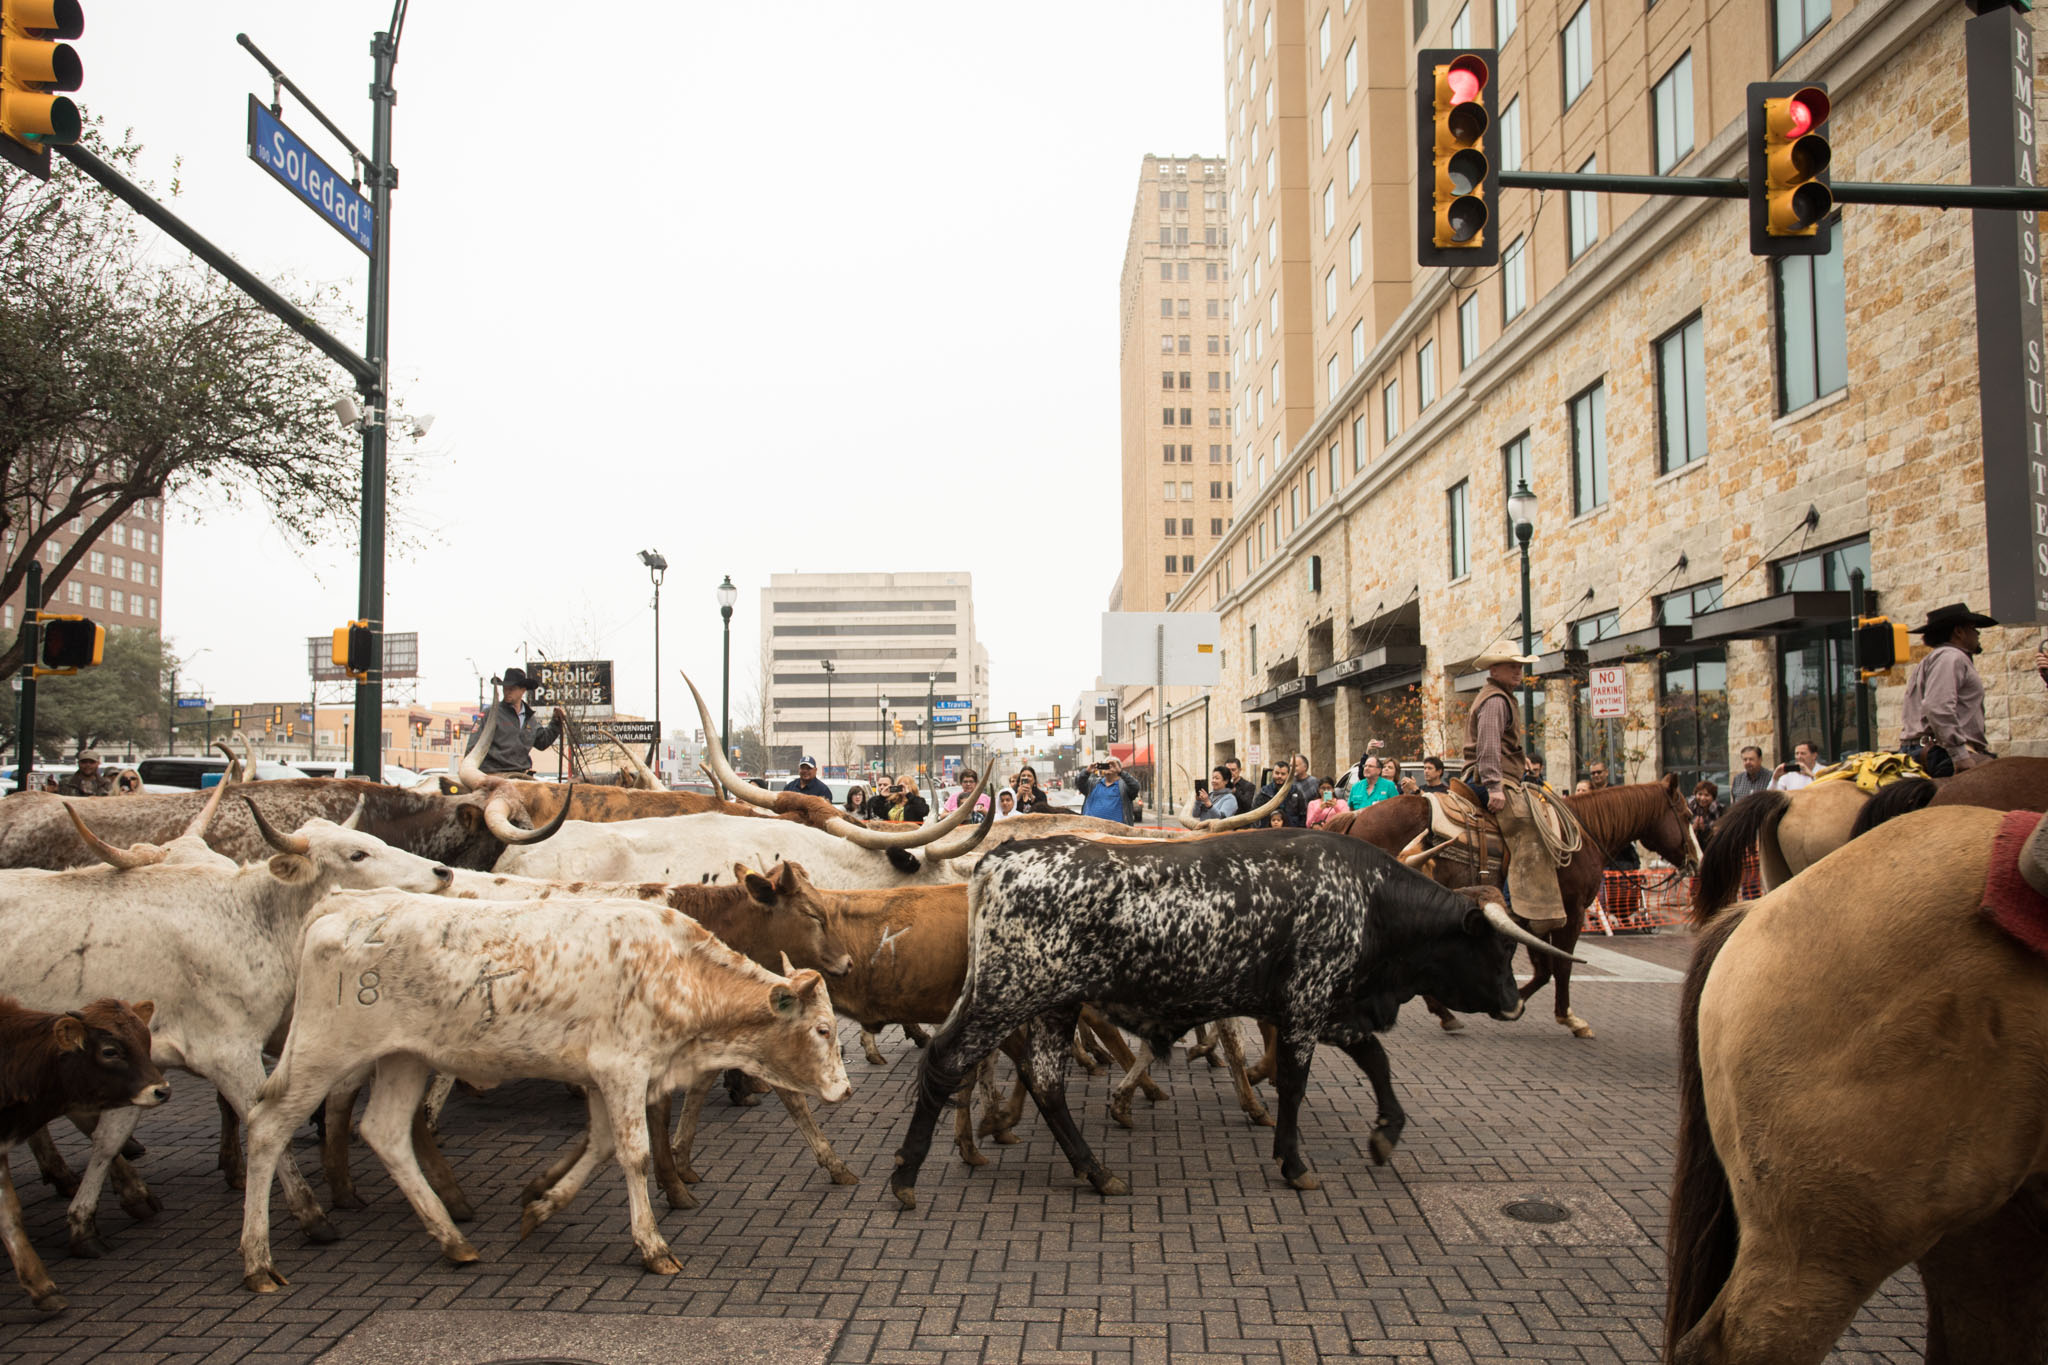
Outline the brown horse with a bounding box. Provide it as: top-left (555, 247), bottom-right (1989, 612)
top-left (1324, 781), bottom-right (1699, 1037)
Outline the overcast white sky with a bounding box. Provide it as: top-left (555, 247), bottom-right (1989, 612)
top-left (79, 3), bottom-right (1223, 725)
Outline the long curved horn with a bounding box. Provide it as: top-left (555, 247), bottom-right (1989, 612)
top-left (242, 735), bottom-right (257, 781)
top-left (1399, 844), bottom-right (1438, 868)
top-left (244, 797), bottom-right (311, 856)
top-left (483, 782), bottom-right (576, 846)
top-left (923, 775), bottom-right (1005, 860)
top-left (340, 795), bottom-right (366, 830)
top-left (822, 770), bottom-right (985, 850)
top-left (458, 687), bottom-right (498, 792)
top-left (1483, 900), bottom-right (1582, 964)
top-left (180, 775), bottom-right (229, 842)
top-left (1201, 776), bottom-right (1290, 831)
top-left (213, 740), bottom-right (239, 782)
top-left (64, 805), bottom-right (166, 870)
top-left (2020, 811), bottom-right (2048, 899)
top-left (682, 672), bottom-right (778, 809)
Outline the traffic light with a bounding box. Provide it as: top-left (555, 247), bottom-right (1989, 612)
top-left (1416, 48), bottom-right (1498, 268)
top-left (1748, 83), bottom-right (1833, 256)
top-left (1076, 718), bottom-right (1087, 737)
top-left (892, 717), bottom-right (903, 737)
top-left (1855, 616), bottom-right (1910, 678)
top-left (230, 708), bottom-right (242, 729)
top-left (331, 620), bottom-right (374, 680)
top-left (1008, 711), bottom-right (1021, 737)
top-left (285, 721), bottom-right (294, 740)
top-left (0, 0), bottom-right (83, 182)
top-left (271, 705), bottom-right (283, 728)
top-left (36, 613), bottom-right (99, 673)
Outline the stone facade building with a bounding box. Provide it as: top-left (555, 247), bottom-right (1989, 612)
top-left (1144, 0), bottom-right (2048, 791)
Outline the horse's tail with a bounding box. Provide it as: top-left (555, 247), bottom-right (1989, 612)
top-left (1665, 906), bottom-right (1749, 1361)
top-left (1849, 775), bottom-right (1938, 839)
top-left (1691, 791), bottom-right (1784, 924)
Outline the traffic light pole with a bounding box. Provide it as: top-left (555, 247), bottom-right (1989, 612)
top-left (1497, 168), bottom-right (2048, 212)
top-left (352, 16), bottom-right (401, 781)
top-left (1849, 568), bottom-right (1874, 754)
top-left (12, 562), bottom-right (39, 793)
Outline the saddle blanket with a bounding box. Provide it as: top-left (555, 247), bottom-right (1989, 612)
top-left (1982, 808), bottom-right (2048, 963)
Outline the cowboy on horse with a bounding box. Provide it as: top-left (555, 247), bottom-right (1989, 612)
top-left (1461, 646), bottom-right (1574, 934)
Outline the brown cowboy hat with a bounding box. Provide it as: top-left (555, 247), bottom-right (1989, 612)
top-left (1913, 602), bottom-right (1998, 636)
top-left (1469, 648), bottom-right (1539, 670)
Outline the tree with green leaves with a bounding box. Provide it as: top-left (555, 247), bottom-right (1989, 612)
top-left (0, 625), bottom-right (176, 760)
top-left (0, 126), bottom-right (420, 680)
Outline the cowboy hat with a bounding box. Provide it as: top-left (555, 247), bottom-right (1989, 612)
top-left (493, 666), bottom-right (534, 689)
top-left (1913, 603), bottom-right (1998, 636)
top-left (1469, 648), bottom-right (1540, 670)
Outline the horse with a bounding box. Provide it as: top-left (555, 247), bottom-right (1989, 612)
top-left (1427, 776), bottom-right (1701, 1038)
top-left (1693, 755), bottom-right (2048, 918)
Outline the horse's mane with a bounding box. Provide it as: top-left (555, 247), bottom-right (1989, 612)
top-left (1565, 781), bottom-right (1675, 857)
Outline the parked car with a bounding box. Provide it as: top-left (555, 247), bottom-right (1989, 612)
top-left (293, 760), bottom-right (425, 785)
top-left (0, 764), bottom-right (77, 793)
top-left (130, 755), bottom-right (312, 794)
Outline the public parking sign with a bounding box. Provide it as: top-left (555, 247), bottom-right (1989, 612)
top-left (1589, 666), bottom-right (1627, 718)
top-left (526, 660), bottom-right (613, 712)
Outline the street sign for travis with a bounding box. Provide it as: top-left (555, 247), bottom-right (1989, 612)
top-left (246, 96), bottom-right (374, 256)
top-left (175, 696), bottom-right (208, 709)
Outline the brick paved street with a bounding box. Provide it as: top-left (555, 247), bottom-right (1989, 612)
top-left (0, 931), bottom-right (1924, 1364)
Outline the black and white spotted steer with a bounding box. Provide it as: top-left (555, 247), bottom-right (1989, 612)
top-left (889, 828), bottom-right (1573, 1207)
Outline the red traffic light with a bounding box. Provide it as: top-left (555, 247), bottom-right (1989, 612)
top-left (1445, 54), bottom-right (1486, 104)
top-left (1778, 87), bottom-right (1828, 139)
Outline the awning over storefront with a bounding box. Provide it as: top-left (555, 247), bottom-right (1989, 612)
top-left (1241, 675), bottom-right (1311, 713)
top-left (1584, 624), bottom-right (1693, 664)
top-left (1108, 742), bottom-right (1155, 765)
top-left (1454, 647), bottom-right (1584, 693)
top-left (1688, 590), bottom-right (1869, 643)
top-left (1317, 643), bottom-right (1428, 695)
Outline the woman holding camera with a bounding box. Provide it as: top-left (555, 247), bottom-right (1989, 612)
top-left (1012, 766), bottom-right (1053, 815)
top-left (863, 775), bottom-right (929, 824)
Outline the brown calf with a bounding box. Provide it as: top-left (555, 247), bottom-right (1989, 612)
top-left (0, 997), bottom-right (166, 1312)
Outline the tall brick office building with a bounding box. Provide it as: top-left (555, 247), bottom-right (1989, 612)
top-left (1132, 0), bottom-right (2047, 791)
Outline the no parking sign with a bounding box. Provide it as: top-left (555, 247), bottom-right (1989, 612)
top-left (1589, 666), bottom-right (1626, 719)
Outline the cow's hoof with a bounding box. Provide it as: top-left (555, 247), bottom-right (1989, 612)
top-left (1286, 1171), bottom-right (1321, 1191)
top-left (1438, 1014), bottom-right (1465, 1032)
top-left (892, 1184), bottom-right (917, 1210)
top-left (643, 1251), bottom-right (681, 1276)
top-left (331, 1187), bottom-right (368, 1211)
top-left (517, 1178), bottom-right (550, 1206)
top-left (224, 1166), bottom-right (246, 1191)
top-left (121, 1188), bottom-right (164, 1220)
top-left (119, 1136), bottom-right (147, 1159)
top-left (662, 1185), bottom-right (699, 1211)
top-left (1089, 1172), bottom-right (1129, 1197)
top-left (518, 1205), bottom-right (549, 1239)
top-left (68, 1233), bottom-right (107, 1260)
top-left (243, 1267), bottom-right (288, 1294)
top-left (732, 1092), bottom-right (762, 1107)
top-left (1504, 998), bottom-right (1527, 1022)
top-left (31, 1290), bottom-right (67, 1313)
top-left (992, 1128), bottom-right (1019, 1146)
top-left (955, 1143), bottom-right (988, 1167)
top-left (302, 1216), bottom-right (341, 1245)
top-left (862, 1048), bottom-right (886, 1067)
top-left (677, 1165), bottom-right (701, 1184)
top-left (1558, 1013), bottom-right (1595, 1039)
top-left (441, 1240), bottom-right (480, 1265)
top-left (1246, 1108), bottom-right (1275, 1128)
top-left (1108, 1098), bottom-right (1135, 1130)
top-left (827, 1165), bottom-right (860, 1186)
top-left (1369, 1131), bottom-right (1397, 1165)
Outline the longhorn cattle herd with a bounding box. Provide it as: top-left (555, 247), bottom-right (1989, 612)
top-left (0, 679), bottom-right (2043, 1363)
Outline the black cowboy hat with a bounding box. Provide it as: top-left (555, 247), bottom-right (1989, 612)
top-left (493, 666), bottom-right (533, 689)
top-left (1914, 602), bottom-right (1998, 636)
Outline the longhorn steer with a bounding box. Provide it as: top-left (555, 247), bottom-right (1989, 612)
top-left (0, 997), bottom-right (166, 1312)
top-left (491, 809), bottom-right (991, 886)
top-left (889, 829), bottom-right (1572, 1207)
top-left (237, 892), bottom-right (850, 1290)
top-left (0, 778), bottom-right (568, 871)
top-left (0, 803), bottom-right (454, 1257)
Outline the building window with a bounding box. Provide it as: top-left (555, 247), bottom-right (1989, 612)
top-left (1502, 235), bottom-right (1527, 320)
top-left (1451, 4), bottom-right (1471, 44)
top-left (1327, 354), bottom-right (1340, 398)
top-left (1182, 480), bottom-right (1193, 499)
top-left (1182, 517), bottom-right (1194, 535)
top-left (1320, 96), bottom-right (1333, 150)
top-left (1344, 40), bottom-right (1358, 100)
top-left (110, 555), bottom-right (124, 580)
top-left (1318, 9), bottom-right (1331, 64)
top-left (89, 551), bottom-right (103, 575)
top-left (1346, 133), bottom-right (1360, 191)
top-left (1496, 0), bottom-right (1517, 41)
top-left (1351, 320), bottom-right (1366, 368)
top-left (1448, 479), bottom-right (1471, 579)
top-left (1776, 220), bottom-right (1847, 414)
top-left (1654, 51), bottom-right (1695, 174)
top-left (1181, 407), bottom-right (1193, 424)
top-left (1562, 3), bottom-right (1592, 108)
top-left (1323, 181), bottom-right (1336, 235)
top-left (1656, 313), bottom-right (1709, 472)
top-left (1501, 430), bottom-right (1531, 547)
top-left (1182, 555), bottom-right (1195, 572)
top-left (1325, 268), bottom-right (1338, 321)
top-left (65, 582), bottom-right (80, 605)
top-left (1163, 408), bottom-right (1177, 426)
top-left (1209, 408), bottom-right (1223, 426)
top-left (1774, 0), bottom-right (1829, 65)
top-left (1329, 442), bottom-right (1342, 493)
top-left (110, 524), bottom-right (125, 548)
top-left (148, 597), bottom-right (156, 620)
top-left (149, 565), bottom-right (157, 586)
top-left (109, 590), bottom-right (123, 614)
top-left (88, 585), bottom-right (103, 609)
top-left (1211, 517), bottom-right (1225, 534)
top-left (1165, 556), bottom-right (1179, 575)
top-left (1417, 341), bottom-right (1437, 409)
top-left (1569, 155), bottom-right (1598, 259)
top-left (1383, 380), bottom-right (1402, 443)
top-left (1211, 481), bottom-right (1225, 499)
top-left (1290, 486), bottom-right (1301, 527)
top-left (1348, 227), bottom-right (1362, 282)
top-left (1165, 518), bottom-right (1179, 537)
top-left (1501, 96), bottom-right (1522, 172)
top-left (1570, 380), bottom-right (1609, 514)
top-left (1164, 481), bottom-right (1178, 500)
top-left (1773, 539), bottom-right (1871, 762)
top-left (1352, 415), bottom-right (1368, 471)
top-left (1458, 293), bottom-right (1480, 369)
top-left (2, 605), bottom-right (10, 630)
top-left (1210, 444), bottom-right (1224, 462)
top-left (44, 541), bottom-right (59, 565)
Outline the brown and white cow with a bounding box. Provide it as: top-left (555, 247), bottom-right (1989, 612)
top-left (237, 892), bottom-right (850, 1290)
top-left (0, 996), bottom-right (166, 1312)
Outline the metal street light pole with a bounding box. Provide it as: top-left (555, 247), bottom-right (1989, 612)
top-left (925, 672), bottom-right (936, 781)
top-left (639, 550), bottom-right (667, 766)
top-left (716, 575), bottom-right (737, 765)
top-left (821, 660), bottom-right (835, 775)
top-left (1509, 478), bottom-right (1540, 756)
top-left (878, 694), bottom-right (887, 776)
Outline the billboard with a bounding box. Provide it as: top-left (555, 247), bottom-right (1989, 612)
top-left (1100, 612), bottom-right (1222, 687)
top-left (526, 659), bottom-right (613, 713)
top-left (307, 632), bottom-right (420, 682)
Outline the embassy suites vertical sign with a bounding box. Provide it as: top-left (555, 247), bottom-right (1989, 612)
top-left (1968, 9), bottom-right (2048, 622)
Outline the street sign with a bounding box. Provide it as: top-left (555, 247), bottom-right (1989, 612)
top-left (1589, 665), bottom-right (1627, 718)
top-left (1105, 697), bottom-right (1121, 741)
top-left (526, 659), bottom-right (613, 712)
top-left (175, 696), bottom-right (208, 708)
top-left (596, 720), bottom-right (659, 746)
top-left (246, 96), bottom-right (374, 255)
top-left (933, 699), bottom-right (970, 712)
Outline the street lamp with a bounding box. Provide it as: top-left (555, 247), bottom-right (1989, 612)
top-left (1508, 478), bottom-right (1540, 750)
top-left (638, 550), bottom-right (667, 766)
top-left (716, 574), bottom-right (737, 764)
top-left (820, 659), bottom-right (835, 776)
top-left (925, 670), bottom-right (936, 783)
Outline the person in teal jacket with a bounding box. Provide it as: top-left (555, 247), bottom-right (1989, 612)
top-left (1346, 756), bottom-right (1400, 809)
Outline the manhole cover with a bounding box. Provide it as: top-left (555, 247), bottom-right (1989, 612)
top-left (1502, 1199), bottom-right (1572, 1224)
